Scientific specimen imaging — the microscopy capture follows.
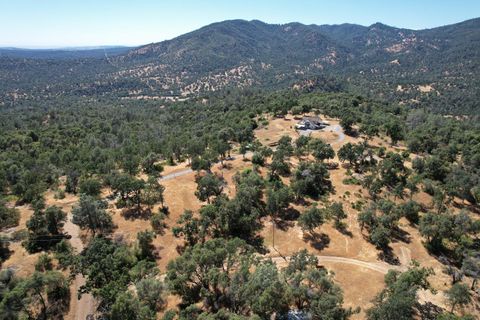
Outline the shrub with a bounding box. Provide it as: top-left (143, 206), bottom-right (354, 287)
top-left (251, 152), bottom-right (265, 166)
top-left (150, 212), bottom-right (167, 234)
top-left (35, 253), bottom-right (53, 271)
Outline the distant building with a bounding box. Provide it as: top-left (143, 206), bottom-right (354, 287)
top-left (295, 116), bottom-right (328, 130)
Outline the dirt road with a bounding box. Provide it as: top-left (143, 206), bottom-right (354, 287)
top-left (64, 214), bottom-right (95, 320)
top-left (270, 255), bottom-right (406, 274)
top-left (158, 151), bottom-right (256, 182)
top-left (159, 168), bottom-right (193, 181)
top-left (328, 124), bottom-right (345, 144)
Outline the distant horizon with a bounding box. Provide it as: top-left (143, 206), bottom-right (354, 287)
top-left (1, 0), bottom-right (479, 48)
top-left (0, 45), bottom-right (134, 50)
top-left (1, 16), bottom-right (479, 50)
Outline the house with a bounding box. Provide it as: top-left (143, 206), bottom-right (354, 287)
top-left (295, 116), bottom-right (328, 130)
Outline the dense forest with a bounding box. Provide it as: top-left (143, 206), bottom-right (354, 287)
top-left (0, 86), bottom-right (479, 318)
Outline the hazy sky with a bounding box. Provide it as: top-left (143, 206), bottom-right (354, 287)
top-left (1, 0), bottom-right (479, 48)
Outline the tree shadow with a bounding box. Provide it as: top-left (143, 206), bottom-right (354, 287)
top-left (0, 247), bottom-right (12, 266)
top-left (24, 234), bottom-right (69, 253)
top-left (431, 249), bottom-right (463, 269)
top-left (416, 301), bottom-right (444, 320)
top-left (247, 235), bottom-right (268, 254)
top-left (121, 207), bottom-right (152, 220)
top-left (328, 185), bottom-right (336, 196)
top-left (175, 244), bottom-right (186, 255)
top-left (345, 129), bottom-right (359, 137)
top-left (293, 197), bottom-right (312, 207)
top-left (304, 232), bottom-right (330, 251)
top-left (106, 194), bottom-right (117, 203)
top-left (150, 245), bottom-right (161, 260)
top-left (422, 240), bottom-right (466, 269)
top-left (378, 247), bottom-right (400, 265)
top-left (159, 206), bottom-right (170, 216)
top-left (221, 162), bottom-right (233, 170)
top-left (392, 227), bottom-right (412, 244)
top-left (153, 223), bottom-right (168, 236)
top-left (272, 209), bottom-right (300, 232)
top-left (452, 201), bottom-right (480, 214)
top-left (276, 219), bottom-right (295, 231)
top-left (335, 223), bottom-right (353, 238)
top-left (341, 163), bottom-right (352, 170)
top-left (282, 207), bottom-right (300, 221)
top-left (418, 203), bottom-right (429, 213)
top-left (326, 162), bottom-right (339, 170)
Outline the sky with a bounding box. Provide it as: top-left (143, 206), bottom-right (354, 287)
top-left (1, 0), bottom-right (479, 48)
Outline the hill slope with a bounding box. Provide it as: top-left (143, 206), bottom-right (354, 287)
top-left (1, 18), bottom-right (479, 113)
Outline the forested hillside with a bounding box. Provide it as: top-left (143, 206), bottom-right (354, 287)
top-left (1, 18), bottom-right (479, 114)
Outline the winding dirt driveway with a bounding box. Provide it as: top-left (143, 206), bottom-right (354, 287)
top-left (159, 168), bottom-right (193, 181)
top-left (270, 255), bottom-right (406, 274)
top-left (327, 124), bottom-right (345, 144)
top-left (64, 214), bottom-right (95, 320)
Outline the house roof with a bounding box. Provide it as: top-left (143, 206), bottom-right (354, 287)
top-left (303, 116), bottom-right (321, 123)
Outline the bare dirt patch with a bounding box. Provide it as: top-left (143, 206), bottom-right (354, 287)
top-left (418, 84), bottom-right (434, 93)
top-left (255, 115), bottom-right (300, 145)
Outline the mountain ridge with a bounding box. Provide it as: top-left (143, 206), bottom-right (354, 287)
top-left (1, 18), bottom-right (479, 114)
